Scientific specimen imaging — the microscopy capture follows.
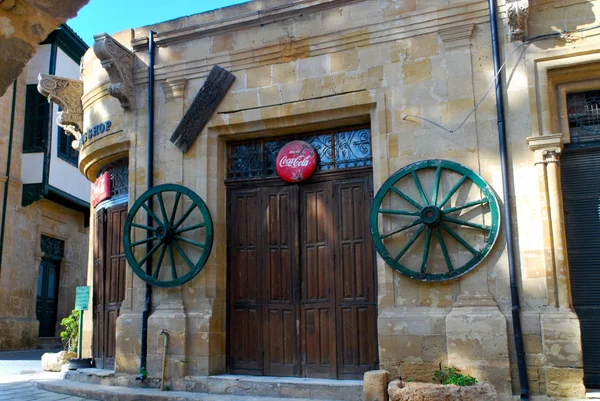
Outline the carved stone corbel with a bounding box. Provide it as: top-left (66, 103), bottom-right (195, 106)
top-left (507, 0), bottom-right (529, 42)
top-left (93, 33), bottom-right (134, 109)
top-left (37, 73), bottom-right (83, 148)
top-left (438, 24), bottom-right (474, 50)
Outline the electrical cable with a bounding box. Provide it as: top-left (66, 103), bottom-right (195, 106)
top-left (401, 24), bottom-right (600, 133)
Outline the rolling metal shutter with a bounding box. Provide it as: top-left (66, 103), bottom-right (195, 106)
top-left (561, 145), bottom-right (600, 388)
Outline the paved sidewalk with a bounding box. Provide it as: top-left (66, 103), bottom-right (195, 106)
top-left (0, 381), bottom-right (91, 401)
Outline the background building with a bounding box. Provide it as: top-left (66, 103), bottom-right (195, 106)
top-left (38, 0), bottom-right (600, 399)
top-left (0, 24), bottom-right (90, 350)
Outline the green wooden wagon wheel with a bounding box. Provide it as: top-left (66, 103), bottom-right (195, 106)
top-left (124, 184), bottom-right (213, 288)
top-left (370, 159), bottom-right (500, 282)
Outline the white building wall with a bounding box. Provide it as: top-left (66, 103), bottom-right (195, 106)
top-left (26, 44), bottom-right (51, 84)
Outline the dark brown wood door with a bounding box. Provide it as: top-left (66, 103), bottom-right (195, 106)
top-left (228, 188), bottom-right (263, 375)
top-left (227, 170), bottom-right (377, 379)
top-left (263, 186), bottom-right (300, 376)
top-left (93, 204), bottom-right (127, 369)
top-left (333, 177), bottom-right (378, 379)
top-left (300, 181), bottom-right (337, 378)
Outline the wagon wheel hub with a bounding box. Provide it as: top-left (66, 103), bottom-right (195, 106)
top-left (420, 205), bottom-right (441, 227)
top-left (155, 225), bottom-right (175, 244)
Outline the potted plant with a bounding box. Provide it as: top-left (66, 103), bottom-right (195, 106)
top-left (60, 309), bottom-right (94, 370)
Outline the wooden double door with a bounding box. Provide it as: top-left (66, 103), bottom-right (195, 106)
top-left (93, 204), bottom-right (127, 369)
top-left (227, 170), bottom-right (378, 379)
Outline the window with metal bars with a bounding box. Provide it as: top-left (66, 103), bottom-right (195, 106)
top-left (23, 84), bottom-right (50, 153)
top-left (227, 126), bottom-right (372, 181)
top-left (96, 158), bottom-right (128, 198)
top-left (567, 90), bottom-right (600, 144)
top-left (57, 114), bottom-right (79, 166)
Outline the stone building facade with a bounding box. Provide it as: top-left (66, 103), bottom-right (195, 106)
top-left (0, 25), bottom-right (90, 350)
top-left (47, 0), bottom-right (600, 399)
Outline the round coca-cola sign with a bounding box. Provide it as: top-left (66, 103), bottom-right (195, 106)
top-left (275, 140), bottom-right (318, 183)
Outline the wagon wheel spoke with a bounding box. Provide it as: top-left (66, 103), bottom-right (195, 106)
top-left (443, 198), bottom-right (488, 214)
top-left (131, 223), bottom-right (155, 231)
top-left (157, 192), bottom-right (169, 224)
top-left (175, 235), bottom-right (205, 249)
top-left (170, 192), bottom-right (182, 225)
top-left (420, 228), bottom-right (433, 273)
top-left (411, 170), bottom-right (429, 205)
top-left (393, 225), bottom-right (425, 262)
top-left (168, 244), bottom-right (177, 279)
top-left (390, 187), bottom-right (422, 210)
top-left (381, 219), bottom-right (422, 239)
top-left (173, 203), bottom-right (197, 229)
top-left (435, 228), bottom-right (453, 272)
top-left (173, 240), bottom-right (195, 272)
top-left (437, 175), bottom-right (468, 208)
top-left (130, 235), bottom-right (159, 247)
top-left (439, 222), bottom-right (481, 257)
top-left (141, 202), bottom-right (163, 226)
top-left (138, 241), bottom-right (162, 266)
top-left (175, 223), bottom-right (206, 234)
top-left (431, 166), bottom-right (442, 205)
top-left (442, 216), bottom-right (491, 231)
top-left (152, 244), bottom-right (167, 279)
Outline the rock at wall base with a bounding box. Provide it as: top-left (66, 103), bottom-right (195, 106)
top-left (42, 351), bottom-right (76, 372)
top-left (388, 380), bottom-right (498, 401)
top-left (364, 369), bottom-right (389, 401)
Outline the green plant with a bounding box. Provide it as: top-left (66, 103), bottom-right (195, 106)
top-left (404, 378), bottom-right (414, 383)
top-left (433, 364), bottom-right (478, 386)
top-left (60, 309), bottom-right (80, 353)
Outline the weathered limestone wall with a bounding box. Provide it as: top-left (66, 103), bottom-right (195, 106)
top-left (0, 70), bottom-right (89, 350)
top-left (77, 0), bottom-right (598, 398)
top-left (0, 0), bottom-right (90, 96)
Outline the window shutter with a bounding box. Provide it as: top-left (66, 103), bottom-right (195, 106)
top-left (23, 85), bottom-right (49, 153)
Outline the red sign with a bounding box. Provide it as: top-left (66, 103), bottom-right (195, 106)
top-left (92, 172), bottom-right (111, 207)
top-left (275, 140), bottom-right (317, 183)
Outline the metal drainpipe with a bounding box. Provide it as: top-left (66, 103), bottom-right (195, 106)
top-left (488, 1), bottom-right (529, 399)
top-left (139, 30), bottom-right (156, 380)
top-left (0, 80), bottom-right (17, 281)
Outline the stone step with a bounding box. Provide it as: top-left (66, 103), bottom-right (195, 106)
top-left (37, 337), bottom-right (63, 350)
top-left (63, 370), bottom-right (363, 401)
top-left (34, 378), bottom-right (353, 401)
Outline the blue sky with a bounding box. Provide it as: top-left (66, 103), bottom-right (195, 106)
top-left (68, 0), bottom-right (248, 45)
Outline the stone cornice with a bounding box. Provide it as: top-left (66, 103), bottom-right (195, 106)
top-left (93, 32), bottom-right (134, 109)
top-left (507, 0), bottom-right (529, 42)
top-left (133, 0), bottom-right (364, 48)
top-left (37, 73), bottom-right (83, 147)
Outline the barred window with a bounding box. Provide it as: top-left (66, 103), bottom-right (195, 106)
top-left (23, 84), bottom-right (49, 153)
top-left (567, 90), bottom-right (600, 144)
top-left (228, 127), bottom-right (372, 181)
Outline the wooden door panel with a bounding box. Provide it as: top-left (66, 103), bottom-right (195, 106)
top-left (228, 189), bottom-right (263, 374)
top-left (263, 186), bottom-right (299, 376)
top-left (93, 209), bottom-right (106, 367)
top-left (333, 177), bottom-right (378, 379)
top-left (103, 205), bottom-right (127, 369)
top-left (300, 182), bottom-right (336, 378)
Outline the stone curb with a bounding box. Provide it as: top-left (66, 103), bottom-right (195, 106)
top-left (33, 379), bottom-right (346, 401)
